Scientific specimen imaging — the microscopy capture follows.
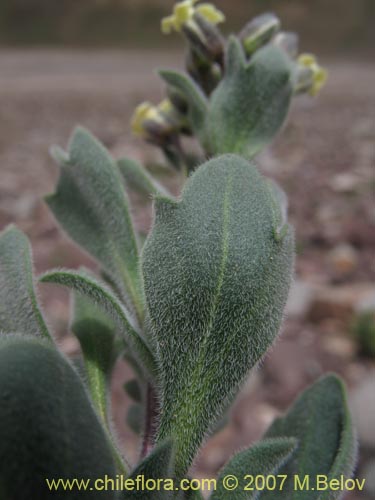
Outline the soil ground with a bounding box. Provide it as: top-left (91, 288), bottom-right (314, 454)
top-left (0, 49), bottom-right (374, 499)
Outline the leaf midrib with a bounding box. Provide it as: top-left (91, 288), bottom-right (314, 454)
top-left (163, 174), bottom-right (232, 443)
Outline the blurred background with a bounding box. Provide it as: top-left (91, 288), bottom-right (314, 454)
top-left (0, 0), bottom-right (374, 53)
top-left (0, 1), bottom-right (374, 498)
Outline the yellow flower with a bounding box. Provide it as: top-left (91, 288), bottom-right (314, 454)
top-left (131, 100), bottom-right (176, 139)
top-left (158, 99), bottom-right (174, 115)
top-left (161, 0), bottom-right (225, 35)
top-left (131, 102), bottom-right (161, 137)
top-left (297, 53), bottom-right (328, 96)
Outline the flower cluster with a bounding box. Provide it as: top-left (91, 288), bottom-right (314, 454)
top-left (131, 1), bottom-right (328, 168)
top-left (161, 0), bottom-right (225, 35)
top-left (296, 53), bottom-right (328, 96)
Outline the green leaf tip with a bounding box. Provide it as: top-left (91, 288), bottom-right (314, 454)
top-left (122, 439), bottom-right (175, 499)
top-left (225, 35), bottom-right (247, 74)
top-left (212, 437), bottom-right (298, 499)
top-left (0, 225), bottom-right (51, 341)
top-left (117, 157), bottom-right (171, 199)
top-left (49, 144), bottom-right (70, 165)
top-left (261, 374), bottom-right (357, 500)
top-left (266, 179), bottom-right (290, 243)
top-left (142, 154), bottom-right (294, 476)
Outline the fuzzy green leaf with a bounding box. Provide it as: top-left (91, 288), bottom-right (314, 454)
top-left (118, 158), bottom-right (170, 199)
top-left (142, 154), bottom-right (294, 476)
top-left (266, 179), bottom-right (289, 241)
top-left (40, 269), bottom-right (156, 377)
top-left (266, 179), bottom-right (288, 222)
top-left (71, 293), bottom-right (117, 425)
top-left (261, 374), bottom-right (357, 500)
top-left (159, 70), bottom-right (208, 138)
top-left (46, 127), bottom-right (143, 319)
top-left (0, 226), bottom-right (51, 341)
top-left (122, 439), bottom-right (174, 499)
top-left (212, 438), bottom-right (297, 499)
top-left (207, 39), bottom-right (294, 158)
top-left (240, 13), bottom-right (281, 56)
top-left (0, 335), bottom-right (118, 498)
top-left (181, 489), bottom-right (205, 500)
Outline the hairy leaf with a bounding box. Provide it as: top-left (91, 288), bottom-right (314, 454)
top-left (46, 127), bottom-right (143, 319)
top-left (0, 335), bottom-right (118, 498)
top-left (261, 374), bottom-right (357, 500)
top-left (118, 158), bottom-right (170, 199)
top-left (212, 438), bottom-right (297, 499)
top-left (122, 439), bottom-right (174, 499)
top-left (266, 179), bottom-right (288, 229)
top-left (142, 154), bottom-right (294, 476)
top-left (0, 226), bottom-right (51, 340)
top-left (71, 293), bottom-right (117, 425)
top-left (159, 70), bottom-right (208, 139)
top-left (40, 269), bottom-right (156, 377)
top-left (207, 39), bottom-right (294, 158)
top-left (181, 489), bottom-right (205, 500)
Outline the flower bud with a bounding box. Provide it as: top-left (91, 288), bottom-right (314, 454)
top-left (272, 32), bottom-right (299, 58)
top-left (161, 0), bottom-right (225, 35)
top-left (166, 86), bottom-right (189, 115)
top-left (131, 100), bottom-right (178, 146)
top-left (161, 1), bottom-right (225, 63)
top-left (186, 48), bottom-right (222, 94)
top-left (239, 13), bottom-right (280, 56)
top-left (184, 12), bottom-right (225, 63)
top-left (295, 53), bottom-right (328, 96)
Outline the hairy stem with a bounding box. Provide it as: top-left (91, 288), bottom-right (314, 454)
top-left (140, 384), bottom-right (159, 459)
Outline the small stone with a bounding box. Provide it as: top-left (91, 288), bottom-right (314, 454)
top-left (253, 403), bottom-right (280, 431)
top-left (346, 362), bottom-right (368, 384)
top-left (321, 335), bottom-right (356, 359)
top-left (200, 426), bottom-right (236, 471)
top-left (308, 283), bottom-right (375, 322)
top-left (350, 376), bottom-right (375, 449)
top-left (233, 398), bottom-right (280, 438)
top-left (328, 243), bottom-right (358, 276)
top-left (356, 293), bottom-right (375, 314)
top-left (0, 194), bottom-right (38, 220)
top-left (329, 173), bottom-right (361, 193)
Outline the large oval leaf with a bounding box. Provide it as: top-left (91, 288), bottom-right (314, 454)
top-left (0, 335), bottom-right (118, 499)
top-left (142, 154), bottom-right (294, 476)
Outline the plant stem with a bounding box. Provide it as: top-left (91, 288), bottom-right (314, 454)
top-left (140, 383), bottom-right (159, 458)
